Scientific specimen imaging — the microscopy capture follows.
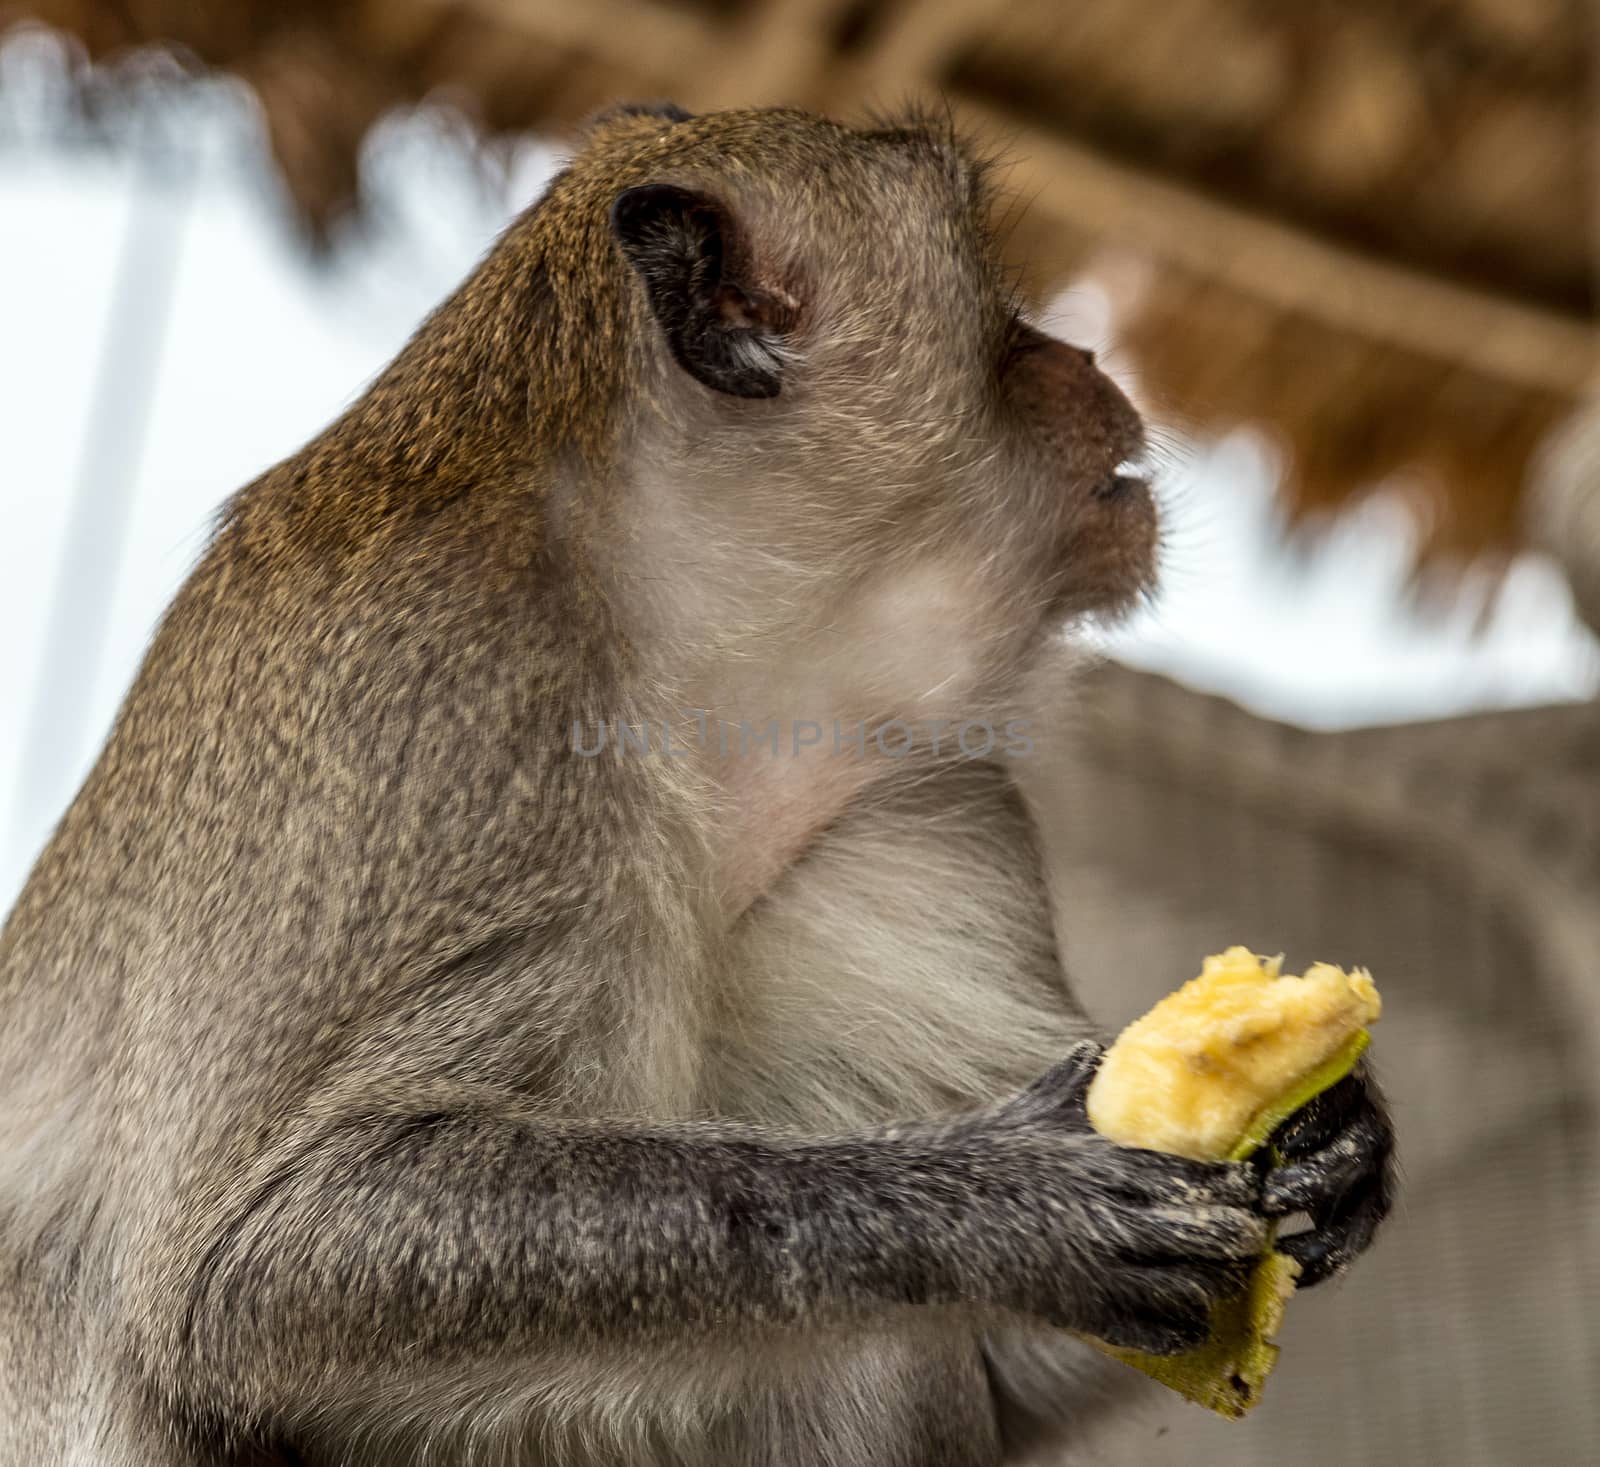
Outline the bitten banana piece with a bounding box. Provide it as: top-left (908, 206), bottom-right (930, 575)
top-left (1082, 946), bottom-right (1383, 1419)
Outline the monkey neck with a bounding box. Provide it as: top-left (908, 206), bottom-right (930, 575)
top-left (660, 557), bottom-right (1040, 923)
top-left (707, 742), bottom-right (880, 922)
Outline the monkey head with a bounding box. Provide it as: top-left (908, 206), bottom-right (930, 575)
top-left (477, 106), bottom-right (1156, 672)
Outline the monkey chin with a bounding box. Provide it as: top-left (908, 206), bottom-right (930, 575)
top-left (1053, 466), bottom-right (1160, 620)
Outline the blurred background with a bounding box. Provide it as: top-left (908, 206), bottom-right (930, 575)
top-left (1, 3), bottom-right (1598, 1464)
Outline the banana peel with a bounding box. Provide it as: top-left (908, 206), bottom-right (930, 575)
top-left (1081, 947), bottom-right (1382, 1419)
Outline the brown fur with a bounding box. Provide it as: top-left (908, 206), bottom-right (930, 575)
top-left (0, 104), bottom-right (1388, 1466)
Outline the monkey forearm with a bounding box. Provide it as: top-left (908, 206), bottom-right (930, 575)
top-left (178, 1101), bottom-right (1064, 1408)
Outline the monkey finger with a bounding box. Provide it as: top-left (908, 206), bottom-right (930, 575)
top-left (1261, 1102), bottom-right (1391, 1216)
top-left (1000, 1041), bottom-right (1105, 1127)
top-left (1128, 1205), bottom-right (1269, 1264)
top-left (1087, 1270), bottom-right (1218, 1355)
top-left (1090, 1311), bottom-right (1211, 1358)
top-left (1095, 1147), bottom-right (1260, 1210)
top-left (1275, 1170), bottom-right (1393, 1287)
top-left (1267, 1070), bottom-right (1367, 1159)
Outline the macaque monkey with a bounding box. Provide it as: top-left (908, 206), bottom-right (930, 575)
top-left (0, 103), bottom-right (1393, 1465)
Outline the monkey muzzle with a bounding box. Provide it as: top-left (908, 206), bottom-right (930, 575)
top-left (1007, 331), bottom-right (1159, 616)
top-left (1068, 453), bottom-right (1159, 616)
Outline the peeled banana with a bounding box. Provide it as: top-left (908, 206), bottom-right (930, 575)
top-left (1081, 946), bottom-right (1382, 1419)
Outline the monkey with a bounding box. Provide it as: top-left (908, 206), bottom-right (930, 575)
top-left (0, 103), bottom-right (1394, 1466)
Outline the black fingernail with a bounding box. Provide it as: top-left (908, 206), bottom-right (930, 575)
top-left (1278, 1229), bottom-right (1341, 1287)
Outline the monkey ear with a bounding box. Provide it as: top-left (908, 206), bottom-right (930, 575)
top-left (610, 183), bottom-right (790, 400)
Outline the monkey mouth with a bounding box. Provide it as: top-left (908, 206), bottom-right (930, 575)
top-left (1064, 454), bottom-right (1159, 614)
top-left (1092, 463), bottom-right (1151, 502)
top-left (1092, 447), bottom-right (1153, 498)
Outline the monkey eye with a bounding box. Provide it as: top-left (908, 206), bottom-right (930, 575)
top-left (1002, 317), bottom-right (1051, 371)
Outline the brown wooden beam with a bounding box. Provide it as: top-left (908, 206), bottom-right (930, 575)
top-left (455, 0), bottom-right (1599, 395)
top-left (955, 99), bottom-right (1598, 395)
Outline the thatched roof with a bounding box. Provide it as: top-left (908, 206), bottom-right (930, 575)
top-left (6, 0), bottom-right (1596, 562)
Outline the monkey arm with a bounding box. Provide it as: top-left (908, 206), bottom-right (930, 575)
top-left (172, 1103), bottom-right (987, 1419)
top-left (171, 1071), bottom-right (1259, 1421)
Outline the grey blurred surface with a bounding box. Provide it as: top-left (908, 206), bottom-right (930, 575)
top-left (1047, 663), bottom-right (1600, 1465)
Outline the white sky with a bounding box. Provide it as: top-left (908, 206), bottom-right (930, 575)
top-left (3, 85), bottom-right (1597, 908)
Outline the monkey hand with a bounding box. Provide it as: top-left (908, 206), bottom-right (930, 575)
top-left (976, 1044), bottom-right (1268, 1355)
top-left (1258, 1061), bottom-right (1395, 1286)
